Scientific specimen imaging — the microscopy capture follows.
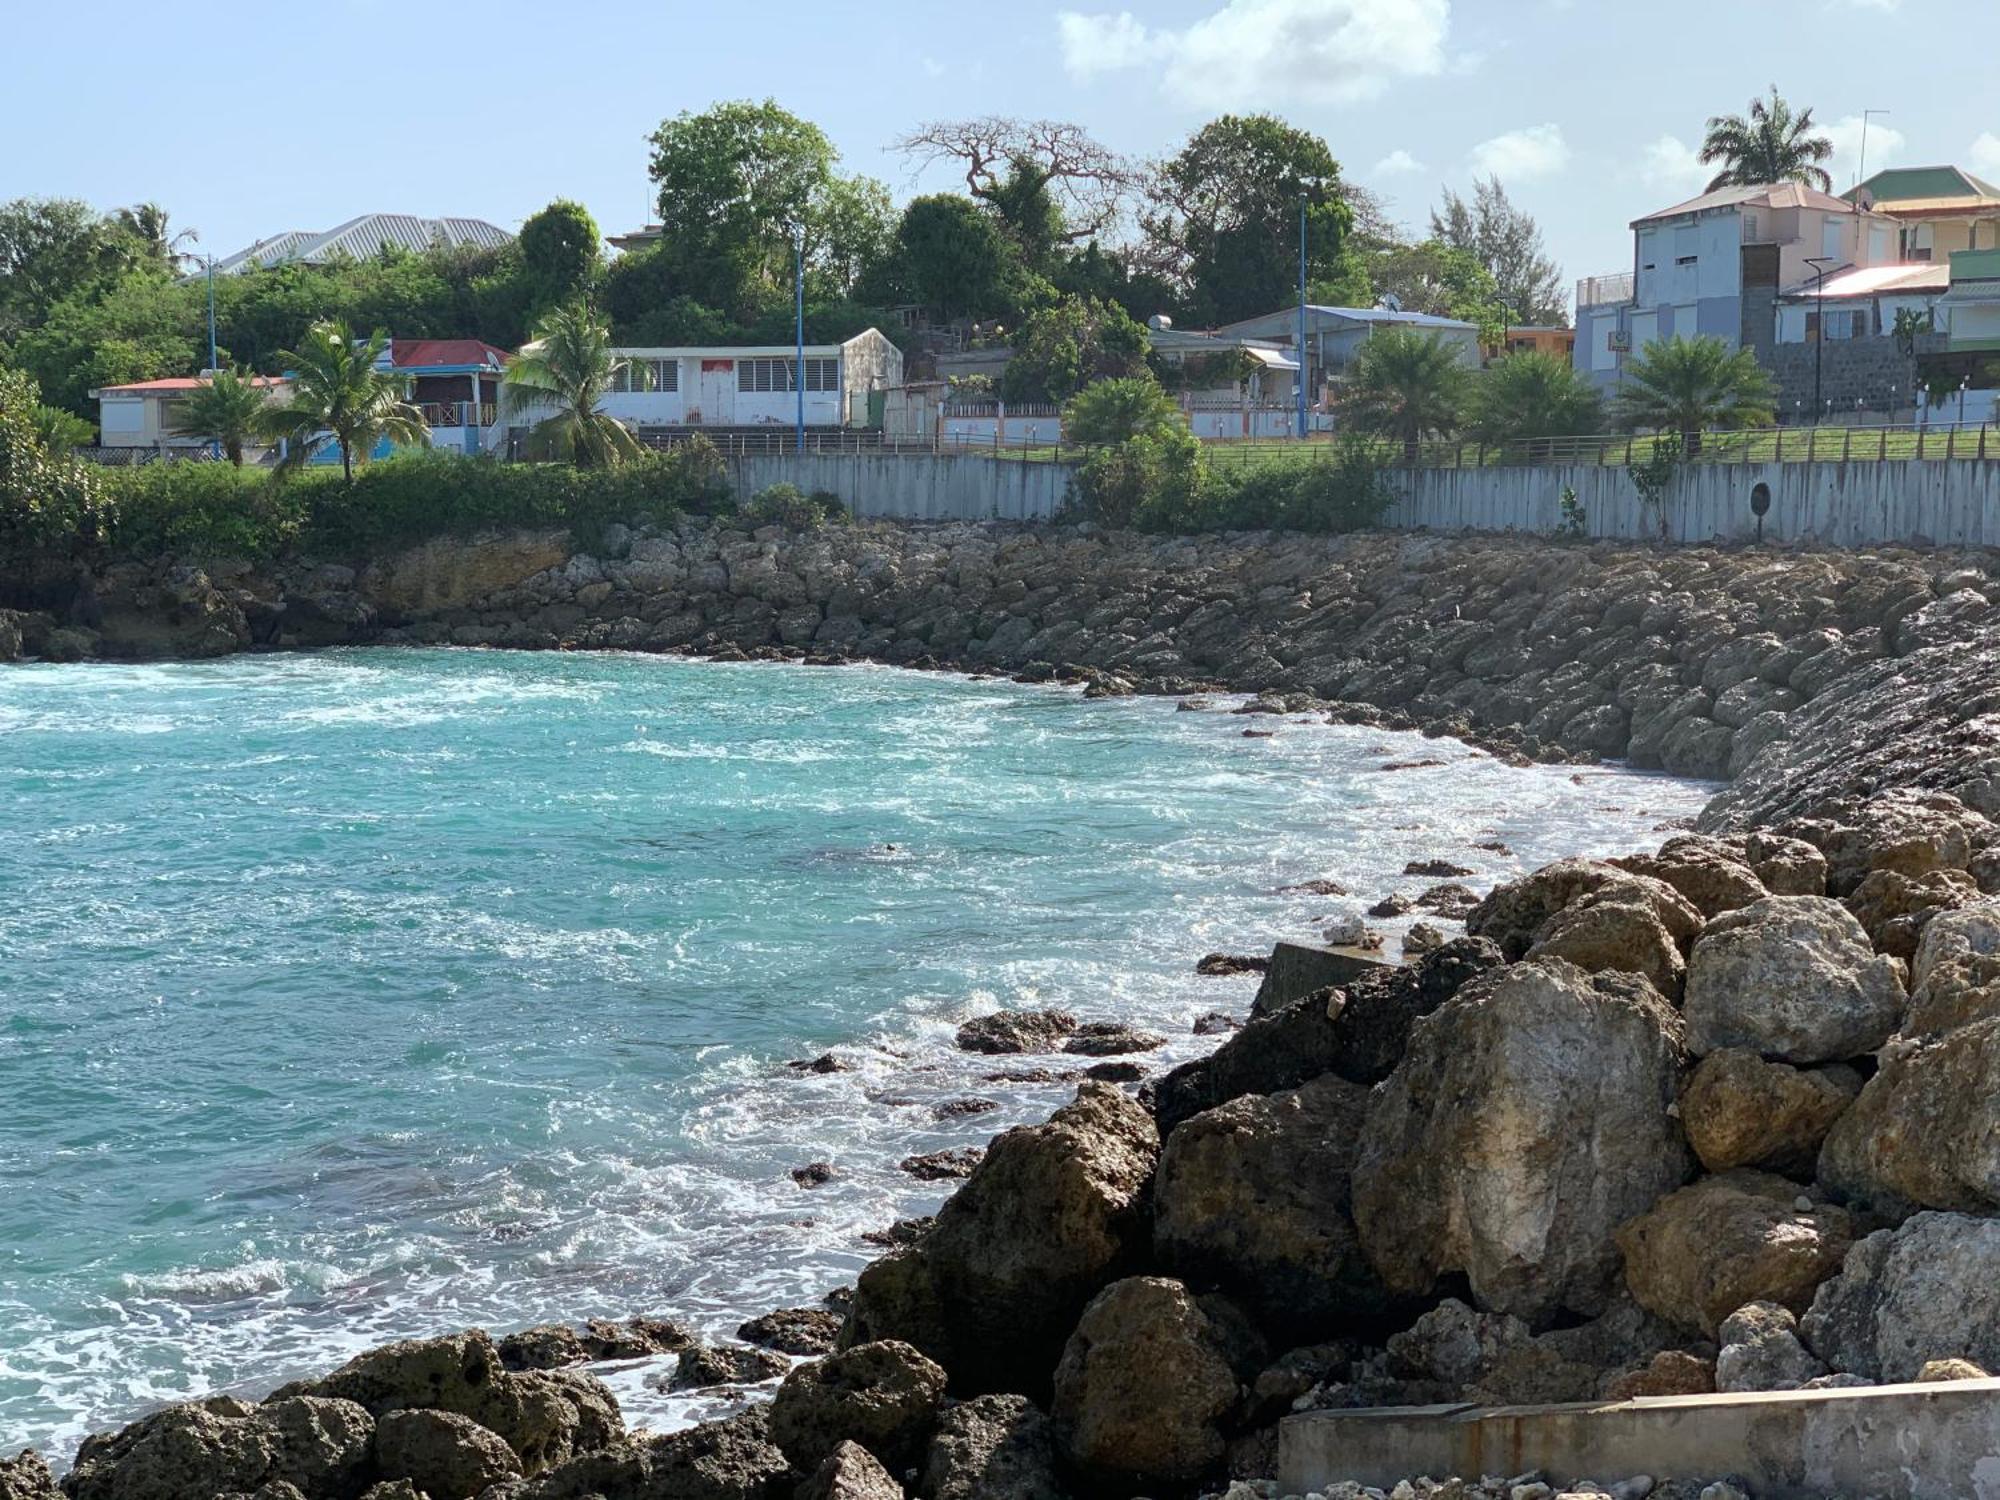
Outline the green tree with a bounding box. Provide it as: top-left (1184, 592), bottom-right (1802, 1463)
top-left (258, 320), bottom-right (429, 480)
top-left (893, 195), bottom-right (1013, 320)
top-left (1143, 115), bottom-right (1356, 326)
top-left (173, 368), bottom-right (271, 465)
top-left (1429, 179), bottom-right (1566, 328)
top-left (1468, 352), bottom-right (1604, 447)
top-left (31, 402), bottom-right (94, 452)
top-left (1700, 86), bottom-right (1833, 193)
top-left (892, 117), bottom-right (1136, 245)
top-left (0, 197), bottom-right (135, 337)
top-left (1365, 239), bottom-right (1510, 343)
top-left (647, 99), bottom-right (833, 295)
top-left (1614, 335), bottom-right (1777, 451)
top-left (1063, 376), bottom-right (1183, 445)
top-left (518, 199), bottom-right (602, 314)
top-left (1340, 329), bottom-right (1469, 462)
top-left (499, 302), bottom-right (644, 469)
top-left (1000, 295), bottom-right (1148, 404)
top-left (112, 202), bottom-right (198, 273)
top-left (0, 366), bottom-right (111, 561)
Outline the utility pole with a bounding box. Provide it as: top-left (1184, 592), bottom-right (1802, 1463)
top-left (794, 225), bottom-right (806, 455)
top-left (1296, 193), bottom-right (1309, 441)
top-left (1806, 256), bottom-right (1838, 426)
top-left (1856, 109), bottom-right (1890, 190)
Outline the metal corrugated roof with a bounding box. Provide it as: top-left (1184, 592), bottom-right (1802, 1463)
top-left (1848, 165), bottom-right (2000, 207)
top-left (213, 214), bottom-right (512, 274)
top-left (1778, 263), bottom-right (1952, 300)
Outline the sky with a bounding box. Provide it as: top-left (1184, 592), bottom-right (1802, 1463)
top-left (5, 0), bottom-right (1998, 316)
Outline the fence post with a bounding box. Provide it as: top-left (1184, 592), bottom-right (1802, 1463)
top-left (1842, 427), bottom-right (1852, 463)
top-left (1880, 428), bottom-right (1888, 461)
top-left (1919, 427), bottom-right (1927, 460)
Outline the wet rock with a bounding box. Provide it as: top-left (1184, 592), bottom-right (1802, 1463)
top-left (1353, 959), bottom-right (1692, 1324)
top-left (917, 1393), bottom-right (1063, 1500)
top-left (843, 1083), bottom-right (1157, 1399)
top-left (797, 1441), bottom-right (904, 1500)
top-left (1050, 1277), bottom-right (1256, 1493)
top-left (1526, 888), bottom-right (1687, 998)
top-left (0, 1451), bottom-right (55, 1500)
top-left (1682, 896), bottom-right (1905, 1064)
top-left (1404, 859), bottom-right (1473, 877)
top-left (1195, 953), bottom-right (1268, 977)
top-left (1367, 892), bottom-right (1415, 918)
top-left (861, 1217), bottom-right (933, 1248)
top-left (1059, 1022), bottom-right (1166, 1057)
top-left (667, 1342), bottom-right (789, 1390)
top-left (899, 1148), bottom-right (984, 1181)
top-left (1817, 1017), bottom-right (2000, 1216)
top-left (373, 1407), bottom-right (522, 1500)
top-left (1679, 1050), bottom-right (1860, 1177)
top-left (768, 1339), bottom-right (948, 1472)
top-left (498, 1324), bottom-right (591, 1372)
top-left (1800, 1211), bottom-right (2000, 1381)
top-left (794, 1162), bottom-right (841, 1189)
top-left (492, 1407), bottom-right (791, 1500)
top-left (1154, 1074), bottom-right (1384, 1339)
top-left (1192, 1012), bottom-right (1241, 1036)
top-left (63, 1396), bottom-right (374, 1500)
top-left (1414, 882), bottom-right (1481, 919)
top-left (1466, 859), bottom-right (1701, 961)
top-left (789, 1054), bottom-right (854, 1075)
top-left (585, 1316), bottom-right (693, 1361)
top-left (1615, 1171), bottom-right (1853, 1337)
top-left (1714, 1301), bottom-right (1826, 1393)
top-left (953, 1011), bottom-right (1077, 1055)
top-left (1082, 1060), bottom-right (1147, 1083)
top-left (738, 1307), bottom-right (843, 1356)
top-left (932, 1099), bottom-right (999, 1120)
top-left (1402, 921), bottom-right (1446, 957)
top-left (1248, 942), bottom-right (1389, 1018)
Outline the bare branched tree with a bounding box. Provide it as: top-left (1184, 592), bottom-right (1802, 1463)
top-left (892, 117), bottom-right (1138, 241)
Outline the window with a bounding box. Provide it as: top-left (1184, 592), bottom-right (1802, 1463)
top-left (736, 357), bottom-right (839, 393)
top-left (1675, 255), bottom-right (1698, 266)
top-left (611, 360), bottom-right (677, 393)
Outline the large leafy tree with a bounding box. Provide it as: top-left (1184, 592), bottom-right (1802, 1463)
top-left (1364, 240), bottom-right (1510, 344)
top-left (173, 368), bottom-right (272, 465)
top-left (1429, 178), bottom-right (1566, 328)
top-left (500, 302), bottom-right (643, 469)
top-left (891, 195), bottom-right (1016, 321)
top-left (1701, 87), bottom-right (1833, 193)
top-left (0, 366), bottom-right (110, 562)
top-left (1340, 328), bottom-right (1469, 462)
top-left (1614, 335), bottom-right (1777, 449)
top-left (1468, 352), bottom-right (1604, 446)
top-left (0, 198), bottom-right (137, 338)
top-left (1000, 295), bottom-right (1148, 404)
top-left (113, 202), bottom-right (198, 273)
top-left (518, 199), bottom-right (602, 314)
top-left (259, 320), bottom-right (428, 480)
top-left (1143, 115), bottom-right (1356, 326)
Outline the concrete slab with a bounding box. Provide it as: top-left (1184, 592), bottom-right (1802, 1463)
top-left (1250, 941), bottom-right (1393, 1018)
top-left (1279, 1380), bottom-right (2000, 1500)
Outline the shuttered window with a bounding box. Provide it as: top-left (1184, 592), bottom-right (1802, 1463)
top-left (736, 357), bottom-right (839, 393)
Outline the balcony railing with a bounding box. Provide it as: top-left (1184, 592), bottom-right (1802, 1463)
top-left (420, 401), bottom-right (496, 428)
top-left (1576, 272), bottom-right (1635, 309)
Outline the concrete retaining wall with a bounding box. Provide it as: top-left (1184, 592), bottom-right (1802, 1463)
top-left (1280, 1380), bottom-right (2000, 1500)
top-left (729, 451), bottom-right (2000, 546)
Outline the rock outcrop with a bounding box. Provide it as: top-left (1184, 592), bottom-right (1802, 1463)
top-left (1800, 1211), bottom-right (2000, 1381)
top-left (917, 1395), bottom-right (1063, 1500)
top-left (62, 1396), bottom-right (373, 1500)
top-left (1817, 1016), bottom-right (2000, 1216)
top-left (1678, 1049), bottom-right (1861, 1177)
top-left (767, 1341), bottom-right (947, 1473)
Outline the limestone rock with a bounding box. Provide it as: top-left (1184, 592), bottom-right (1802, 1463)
top-left (668, 1342), bottom-right (790, 1390)
top-left (1917, 1357), bottom-right (1991, 1381)
top-left (917, 1394), bottom-right (1064, 1500)
top-left (486, 1408), bottom-right (790, 1500)
top-left (1682, 897), bottom-right (1905, 1063)
top-left (769, 1340), bottom-right (948, 1473)
top-left (1845, 867), bottom-right (1981, 959)
top-left (1604, 1349), bottom-right (1716, 1399)
top-left (1050, 1278), bottom-right (1253, 1492)
top-left (360, 532), bottom-right (570, 619)
top-left (63, 1395), bottom-right (373, 1500)
top-left (0, 1451), bottom-right (56, 1500)
top-left (1784, 790), bottom-right (1991, 898)
top-left (1465, 859), bottom-right (1701, 961)
top-left (797, 1441), bottom-right (905, 1500)
top-left (1800, 1211), bottom-right (2000, 1380)
top-left (1153, 1073), bottom-right (1385, 1339)
top-left (1352, 959), bottom-right (1693, 1324)
top-left (1612, 836), bottom-right (1770, 919)
top-left (1526, 888), bottom-right (1686, 998)
top-left (1715, 1302), bottom-right (1826, 1394)
top-left (1383, 1300), bottom-right (1598, 1406)
top-left (1679, 1050), bottom-right (1860, 1176)
top-left (1904, 899), bottom-right (2000, 1037)
top-left (1817, 1016), bottom-right (2000, 1216)
top-left (738, 1307), bottom-right (843, 1356)
top-left (373, 1407), bottom-right (522, 1500)
top-left (953, 1011), bottom-right (1077, 1055)
top-left (1615, 1171), bottom-right (1853, 1337)
top-left (1742, 832), bottom-right (1828, 897)
top-left (842, 1083), bottom-right (1157, 1398)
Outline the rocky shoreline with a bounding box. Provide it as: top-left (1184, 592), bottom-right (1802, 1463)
top-left (8, 521), bottom-right (2000, 1500)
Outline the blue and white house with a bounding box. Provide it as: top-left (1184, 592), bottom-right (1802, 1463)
top-left (1212, 304), bottom-right (1482, 407)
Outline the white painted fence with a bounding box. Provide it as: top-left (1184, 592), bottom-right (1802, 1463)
top-left (730, 452), bottom-right (1072, 521)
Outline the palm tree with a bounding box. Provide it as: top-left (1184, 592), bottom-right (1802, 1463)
top-left (115, 202), bottom-right (200, 272)
top-left (1340, 329), bottom-right (1469, 463)
top-left (31, 403), bottom-right (94, 453)
top-left (1062, 376), bottom-right (1184, 446)
top-left (1700, 87), bottom-right (1834, 193)
top-left (1469, 352), bottom-right (1604, 452)
top-left (259, 321), bottom-right (429, 481)
top-left (1614, 336), bottom-right (1777, 453)
top-left (499, 302), bottom-right (644, 467)
top-left (173, 369), bottom-right (272, 466)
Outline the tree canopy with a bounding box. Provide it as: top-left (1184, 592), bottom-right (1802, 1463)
top-left (1428, 178), bottom-right (1567, 328)
top-left (1700, 87), bottom-right (1833, 194)
top-left (518, 199), bottom-right (602, 314)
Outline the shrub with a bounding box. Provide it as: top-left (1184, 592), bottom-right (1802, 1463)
top-left (110, 461), bottom-right (306, 559)
top-left (1073, 427), bottom-right (1209, 530)
top-left (1062, 377), bottom-right (1184, 446)
top-left (743, 482), bottom-right (844, 530)
top-left (1202, 435), bottom-right (1398, 534)
top-left (0, 366), bottom-right (113, 567)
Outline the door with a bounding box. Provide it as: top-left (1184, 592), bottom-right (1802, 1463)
top-left (693, 359), bottom-right (735, 425)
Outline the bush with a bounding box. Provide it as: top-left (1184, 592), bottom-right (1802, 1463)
top-left (110, 461), bottom-right (306, 559)
top-left (1, 367), bottom-right (113, 566)
top-left (1062, 377), bottom-right (1184, 446)
top-left (1206, 435), bottom-right (1398, 533)
top-left (1072, 427), bottom-right (1210, 530)
top-left (742, 482), bottom-right (845, 530)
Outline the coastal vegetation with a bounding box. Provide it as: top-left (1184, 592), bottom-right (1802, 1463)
top-left (500, 303), bottom-right (647, 468)
top-left (173, 367), bottom-right (271, 465)
top-left (258, 321), bottom-right (429, 481)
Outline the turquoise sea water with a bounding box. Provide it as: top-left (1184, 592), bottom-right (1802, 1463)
top-left (0, 649), bottom-right (1709, 1458)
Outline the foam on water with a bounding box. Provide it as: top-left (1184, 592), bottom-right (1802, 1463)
top-left (0, 649), bottom-right (1711, 1461)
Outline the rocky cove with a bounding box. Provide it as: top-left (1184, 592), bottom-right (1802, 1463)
top-left (9, 519), bottom-right (2000, 1500)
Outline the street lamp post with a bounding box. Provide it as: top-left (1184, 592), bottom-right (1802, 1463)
top-left (1805, 256), bottom-right (1838, 426)
top-left (793, 225), bottom-right (806, 455)
top-left (1296, 193), bottom-right (1309, 441)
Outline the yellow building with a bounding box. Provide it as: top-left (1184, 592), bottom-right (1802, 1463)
top-left (1485, 326), bottom-right (1576, 363)
top-left (1847, 165), bottom-right (2000, 263)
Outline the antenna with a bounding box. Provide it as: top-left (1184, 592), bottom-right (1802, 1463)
top-left (1856, 109), bottom-right (1889, 191)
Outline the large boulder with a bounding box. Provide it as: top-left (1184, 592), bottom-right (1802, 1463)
top-left (373, 1408), bottom-right (522, 1500)
top-left (1679, 1049), bottom-right (1861, 1176)
top-left (1351, 959), bottom-right (1693, 1324)
top-left (482, 1408), bottom-right (789, 1500)
top-left (1779, 790), bottom-right (1992, 898)
top-left (1714, 1302), bottom-right (1828, 1393)
top-left (1382, 1300), bottom-right (1599, 1406)
top-left (1153, 1074), bottom-right (1385, 1339)
top-left (1613, 836), bottom-right (1771, 918)
top-left (954, 1011), bottom-right (1076, 1055)
top-left (1817, 1016), bottom-right (2000, 1216)
top-left (1844, 868), bottom-right (1981, 960)
top-left (769, 1340), bottom-right (947, 1473)
top-left (841, 1084), bottom-right (1157, 1400)
top-left (798, 1442), bottom-right (905, 1500)
top-left (1525, 888), bottom-right (1687, 998)
top-left (1465, 859), bottom-right (1701, 961)
top-left (0, 1451), bottom-right (55, 1500)
top-left (916, 1395), bottom-right (1063, 1500)
top-left (1681, 896), bottom-right (1905, 1063)
top-left (1904, 900), bottom-right (2000, 1037)
top-left (1800, 1212), bottom-right (2000, 1381)
top-left (1615, 1171), bottom-right (1854, 1337)
top-left (62, 1396), bottom-right (373, 1500)
top-left (1049, 1278), bottom-right (1256, 1493)
top-left (359, 531), bottom-right (570, 619)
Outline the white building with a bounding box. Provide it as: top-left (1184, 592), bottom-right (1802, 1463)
top-left (592, 329), bottom-right (902, 429)
top-left (89, 374), bottom-right (291, 453)
top-left (1214, 304), bottom-right (1481, 399)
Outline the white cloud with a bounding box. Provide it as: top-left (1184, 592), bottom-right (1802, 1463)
top-left (1468, 123), bottom-right (1570, 181)
top-left (1822, 113), bottom-right (1905, 189)
top-left (1372, 149), bottom-right (1426, 176)
top-left (1843, 0), bottom-right (1899, 10)
top-left (1970, 132), bottom-right (2000, 180)
top-left (1056, 0), bottom-right (1449, 108)
top-left (1639, 134), bottom-right (1709, 192)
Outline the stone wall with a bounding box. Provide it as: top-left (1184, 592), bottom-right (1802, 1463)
top-left (1764, 336), bottom-right (1918, 420)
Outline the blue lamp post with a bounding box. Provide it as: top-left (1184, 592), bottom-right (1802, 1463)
top-left (794, 224), bottom-right (806, 454)
top-left (1296, 194), bottom-right (1309, 440)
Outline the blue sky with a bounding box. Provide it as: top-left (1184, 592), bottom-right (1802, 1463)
top-left (5, 0), bottom-right (1996, 313)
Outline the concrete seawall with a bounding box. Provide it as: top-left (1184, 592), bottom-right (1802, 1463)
top-left (728, 451), bottom-right (2000, 547)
